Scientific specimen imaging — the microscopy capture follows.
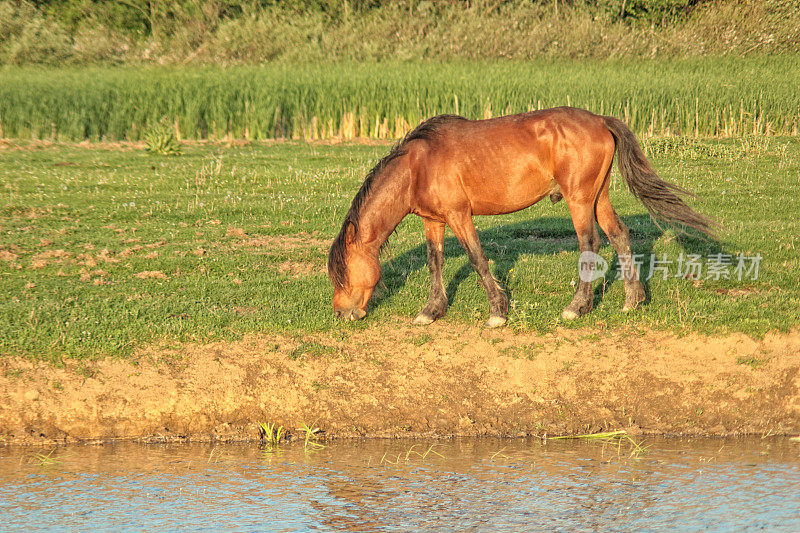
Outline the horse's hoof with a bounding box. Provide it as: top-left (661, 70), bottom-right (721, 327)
top-left (623, 298), bottom-right (645, 312)
top-left (561, 309), bottom-right (579, 320)
top-left (484, 315), bottom-right (507, 329)
top-left (623, 283), bottom-right (646, 312)
top-left (412, 313), bottom-right (435, 326)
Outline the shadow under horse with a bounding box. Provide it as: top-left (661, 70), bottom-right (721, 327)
top-left (370, 214), bottom-right (723, 316)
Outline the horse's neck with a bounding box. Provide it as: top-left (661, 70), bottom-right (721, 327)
top-left (356, 165), bottom-right (410, 253)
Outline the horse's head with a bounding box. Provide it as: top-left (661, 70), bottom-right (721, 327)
top-left (328, 224), bottom-right (381, 321)
top-left (328, 140), bottom-right (415, 321)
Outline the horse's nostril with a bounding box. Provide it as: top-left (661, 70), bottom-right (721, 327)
top-left (334, 308), bottom-right (364, 321)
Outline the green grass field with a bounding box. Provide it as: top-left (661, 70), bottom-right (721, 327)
top-left (1, 134), bottom-right (798, 362)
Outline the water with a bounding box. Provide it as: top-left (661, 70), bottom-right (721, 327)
top-left (1, 437), bottom-right (799, 532)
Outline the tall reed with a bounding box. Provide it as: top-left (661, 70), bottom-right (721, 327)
top-left (0, 57), bottom-right (797, 141)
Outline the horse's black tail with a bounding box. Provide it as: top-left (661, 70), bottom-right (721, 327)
top-left (603, 116), bottom-right (717, 237)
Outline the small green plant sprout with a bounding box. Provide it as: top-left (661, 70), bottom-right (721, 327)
top-left (550, 430), bottom-right (648, 458)
top-left (297, 420), bottom-right (325, 451)
top-left (490, 447), bottom-right (509, 461)
top-left (381, 444), bottom-right (443, 466)
top-left (736, 355), bottom-right (767, 370)
top-left (258, 422), bottom-right (285, 448)
top-left (380, 452), bottom-right (401, 465)
top-left (144, 118), bottom-right (182, 156)
top-left (25, 448), bottom-right (61, 467)
top-left (411, 333), bottom-right (433, 346)
top-left (406, 443), bottom-right (444, 461)
top-left (207, 446), bottom-right (226, 464)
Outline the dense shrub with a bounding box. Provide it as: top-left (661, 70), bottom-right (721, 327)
top-left (0, 0), bottom-right (797, 64)
top-left (2, 14), bottom-right (73, 65)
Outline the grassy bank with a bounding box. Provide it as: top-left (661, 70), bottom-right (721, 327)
top-left (1, 57), bottom-right (799, 142)
top-left (1, 0), bottom-right (798, 65)
top-left (1, 135), bottom-right (798, 362)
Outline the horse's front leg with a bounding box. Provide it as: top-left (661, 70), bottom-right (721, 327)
top-left (412, 219), bottom-right (448, 325)
top-left (447, 213), bottom-right (508, 328)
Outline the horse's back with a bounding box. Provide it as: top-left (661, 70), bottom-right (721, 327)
top-left (406, 108), bottom-right (613, 216)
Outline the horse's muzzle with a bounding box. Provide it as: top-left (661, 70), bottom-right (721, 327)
top-left (334, 308), bottom-right (366, 321)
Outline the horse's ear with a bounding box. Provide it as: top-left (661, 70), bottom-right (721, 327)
top-left (345, 223), bottom-right (356, 244)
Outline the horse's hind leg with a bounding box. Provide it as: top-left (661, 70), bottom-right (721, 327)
top-left (595, 190), bottom-right (646, 311)
top-left (447, 212), bottom-right (508, 328)
top-left (412, 219), bottom-right (448, 325)
top-left (562, 200), bottom-right (601, 320)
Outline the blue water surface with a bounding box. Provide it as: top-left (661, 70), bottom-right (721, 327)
top-left (1, 437), bottom-right (799, 532)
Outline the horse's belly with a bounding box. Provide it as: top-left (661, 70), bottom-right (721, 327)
top-left (468, 177), bottom-right (556, 215)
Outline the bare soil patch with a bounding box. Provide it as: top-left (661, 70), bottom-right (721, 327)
top-left (277, 260), bottom-right (326, 278)
top-left (134, 270), bottom-right (168, 280)
top-left (236, 232), bottom-right (330, 251)
top-left (1, 324), bottom-right (798, 445)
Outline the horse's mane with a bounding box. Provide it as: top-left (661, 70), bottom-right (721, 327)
top-left (328, 114), bottom-right (466, 289)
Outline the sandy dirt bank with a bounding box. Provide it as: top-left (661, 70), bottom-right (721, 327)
top-left (2, 323), bottom-right (799, 445)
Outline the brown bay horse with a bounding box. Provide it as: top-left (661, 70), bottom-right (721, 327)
top-left (328, 107), bottom-right (715, 327)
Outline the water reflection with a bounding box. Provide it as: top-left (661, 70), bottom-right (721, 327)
top-left (1, 438), bottom-right (799, 531)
